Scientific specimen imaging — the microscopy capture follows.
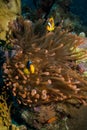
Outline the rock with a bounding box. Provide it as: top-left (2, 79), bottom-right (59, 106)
top-left (0, 0), bottom-right (21, 40)
top-left (68, 106), bottom-right (87, 130)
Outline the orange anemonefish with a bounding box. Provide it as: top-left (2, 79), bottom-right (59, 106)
top-left (46, 17), bottom-right (55, 32)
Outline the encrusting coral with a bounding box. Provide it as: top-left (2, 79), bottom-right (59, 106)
top-left (0, 0), bottom-right (21, 40)
top-left (2, 17), bottom-right (87, 108)
top-left (0, 96), bottom-right (22, 130)
top-left (0, 96), bottom-right (11, 128)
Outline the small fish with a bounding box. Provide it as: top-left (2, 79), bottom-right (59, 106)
top-left (47, 117), bottom-right (57, 123)
top-left (27, 61), bottom-right (35, 74)
top-left (46, 17), bottom-right (55, 32)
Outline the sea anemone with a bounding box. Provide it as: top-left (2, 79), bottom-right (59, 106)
top-left (3, 17), bottom-right (87, 108)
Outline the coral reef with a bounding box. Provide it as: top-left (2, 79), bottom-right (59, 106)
top-left (0, 0), bottom-right (21, 40)
top-left (0, 96), bottom-right (23, 130)
top-left (0, 96), bottom-right (11, 128)
top-left (0, 1), bottom-right (87, 130)
top-left (12, 103), bottom-right (70, 130)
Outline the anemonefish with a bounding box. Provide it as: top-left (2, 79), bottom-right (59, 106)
top-left (46, 17), bottom-right (55, 32)
top-left (27, 61), bottom-right (35, 74)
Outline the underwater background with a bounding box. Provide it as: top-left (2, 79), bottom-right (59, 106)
top-left (0, 0), bottom-right (87, 130)
top-left (21, 0), bottom-right (87, 25)
top-left (70, 0), bottom-right (87, 26)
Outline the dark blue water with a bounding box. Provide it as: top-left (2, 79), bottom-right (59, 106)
top-left (21, 0), bottom-right (36, 10)
top-left (70, 0), bottom-right (87, 26)
top-left (21, 0), bottom-right (87, 26)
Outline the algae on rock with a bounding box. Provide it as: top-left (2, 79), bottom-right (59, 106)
top-left (0, 96), bottom-right (20, 130)
top-left (0, 0), bottom-right (21, 40)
